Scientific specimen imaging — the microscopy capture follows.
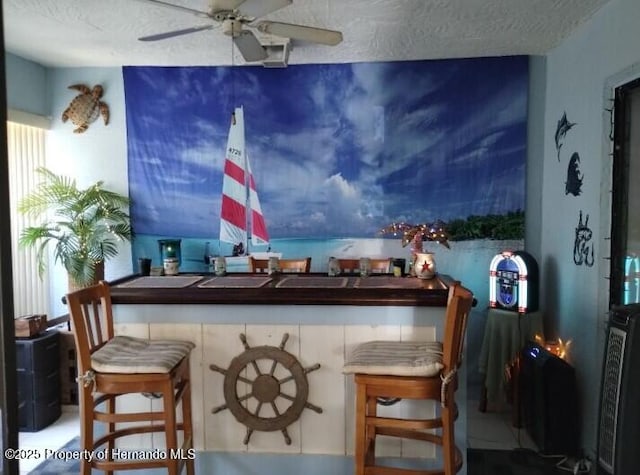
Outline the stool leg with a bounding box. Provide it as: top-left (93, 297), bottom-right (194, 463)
top-left (106, 394), bottom-right (116, 475)
top-left (442, 402), bottom-right (456, 475)
top-left (182, 376), bottom-right (195, 475)
top-left (79, 385), bottom-right (94, 475)
top-left (163, 380), bottom-right (179, 475)
top-left (365, 395), bottom-right (377, 467)
top-left (354, 382), bottom-right (366, 475)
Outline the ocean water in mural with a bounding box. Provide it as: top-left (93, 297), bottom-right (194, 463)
top-left (135, 235), bottom-right (403, 273)
top-left (135, 233), bottom-right (522, 308)
top-left (123, 56), bottom-right (528, 262)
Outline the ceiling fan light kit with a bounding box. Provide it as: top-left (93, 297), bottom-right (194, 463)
top-left (261, 37), bottom-right (291, 68)
top-left (134, 0), bottom-right (343, 67)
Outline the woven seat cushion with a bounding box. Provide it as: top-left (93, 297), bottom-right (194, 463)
top-left (91, 335), bottom-right (195, 373)
top-left (343, 340), bottom-right (444, 377)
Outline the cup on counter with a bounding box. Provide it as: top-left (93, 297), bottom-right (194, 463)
top-left (328, 257), bottom-right (340, 277)
top-left (213, 256), bottom-right (227, 276)
top-left (268, 256), bottom-right (280, 275)
top-left (138, 257), bottom-right (152, 276)
top-left (163, 257), bottom-right (179, 276)
top-left (392, 258), bottom-right (406, 277)
top-left (359, 257), bottom-right (371, 277)
top-left (150, 266), bottom-right (164, 276)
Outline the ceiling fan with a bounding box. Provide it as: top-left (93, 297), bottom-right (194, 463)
top-left (134, 0), bottom-right (343, 63)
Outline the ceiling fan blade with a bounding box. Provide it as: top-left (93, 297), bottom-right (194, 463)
top-left (210, 0), bottom-right (245, 11)
top-left (132, 0), bottom-right (210, 18)
top-left (254, 21), bottom-right (343, 46)
top-left (233, 30), bottom-right (268, 62)
top-left (139, 25), bottom-right (215, 42)
top-left (235, 0), bottom-right (292, 19)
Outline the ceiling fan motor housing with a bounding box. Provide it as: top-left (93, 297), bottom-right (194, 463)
top-left (132, 0), bottom-right (343, 64)
top-left (222, 18), bottom-right (243, 37)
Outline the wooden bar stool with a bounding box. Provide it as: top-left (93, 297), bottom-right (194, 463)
top-left (249, 256), bottom-right (311, 273)
top-left (337, 258), bottom-right (392, 274)
top-left (66, 281), bottom-right (196, 475)
top-left (344, 283), bottom-right (473, 475)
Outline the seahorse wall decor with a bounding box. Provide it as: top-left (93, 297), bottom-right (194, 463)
top-left (574, 210), bottom-right (594, 267)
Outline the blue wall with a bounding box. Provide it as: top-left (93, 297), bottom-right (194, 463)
top-left (3, 54), bottom-right (539, 390)
top-left (9, 0), bottom-right (640, 456)
top-left (13, 9), bottom-right (637, 457)
top-left (540, 0), bottom-right (640, 455)
top-left (5, 53), bottom-right (49, 116)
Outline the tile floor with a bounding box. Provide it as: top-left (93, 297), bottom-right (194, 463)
top-left (18, 397), bottom-right (534, 473)
top-left (467, 397), bottom-right (538, 451)
top-left (18, 406), bottom-right (80, 474)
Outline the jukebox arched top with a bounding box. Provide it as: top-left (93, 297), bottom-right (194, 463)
top-left (489, 250), bottom-right (539, 313)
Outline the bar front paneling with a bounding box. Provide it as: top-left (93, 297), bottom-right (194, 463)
top-left (108, 273), bottom-right (467, 474)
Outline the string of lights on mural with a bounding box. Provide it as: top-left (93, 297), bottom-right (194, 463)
top-left (378, 221), bottom-right (450, 248)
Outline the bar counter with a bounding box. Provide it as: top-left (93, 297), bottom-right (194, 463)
top-left (108, 272), bottom-right (467, 475)
top-left (109, 272), bottom-right (455, 306)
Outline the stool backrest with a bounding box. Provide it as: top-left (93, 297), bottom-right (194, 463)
top-left (442, 283), bottom-right (474, 372)
top-left (337, 258), bottom-right (392, 274)
top-left (65, 281), bottom-right (114, 375)
top-left (249, 257), bottom-right (311, 273)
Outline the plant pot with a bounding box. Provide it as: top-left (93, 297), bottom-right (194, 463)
top-left (413, 252), bottom-right (436, 279)
top-left (68, 260), bottom-right (105, 292)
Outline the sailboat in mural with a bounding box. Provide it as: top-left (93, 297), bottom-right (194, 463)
top-left (219, 106), bottom-right (280, 264)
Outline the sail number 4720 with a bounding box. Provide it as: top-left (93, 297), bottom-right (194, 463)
top-left (228, 147), bottom-right (242, 157)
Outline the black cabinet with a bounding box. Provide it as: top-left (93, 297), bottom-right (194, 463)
top-left (16, 330), bottom-right (61, 431)
top-left (519, 341), bottom-right (578, 456)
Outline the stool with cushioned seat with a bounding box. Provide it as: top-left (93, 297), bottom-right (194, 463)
top-left (344, 282), bottom-right (473, 475)
top-left (65, 281), bottom-right (195, 475)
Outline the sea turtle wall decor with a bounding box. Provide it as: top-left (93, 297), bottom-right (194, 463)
top-left (61, 84), bottom-right (109, 134)
top-left (210, 332), bottom-right (322, 445)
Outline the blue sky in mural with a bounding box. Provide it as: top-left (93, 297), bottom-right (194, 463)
top-left (123, 56), bottom-right (528, 239)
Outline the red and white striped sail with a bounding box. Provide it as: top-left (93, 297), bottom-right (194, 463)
top-left (219, 106), bottom-right (270, 247)
top-left (246, 158), bottom-right (269, 245)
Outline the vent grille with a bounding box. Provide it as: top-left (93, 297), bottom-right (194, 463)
top-left (598, 326), bottom-right (626, 473)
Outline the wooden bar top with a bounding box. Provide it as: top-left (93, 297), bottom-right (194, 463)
top-left (109, 273), bottom-right (455, 307)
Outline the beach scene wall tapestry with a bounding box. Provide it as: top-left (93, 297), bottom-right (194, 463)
top-left (123, 56), bottom-right (528, 272)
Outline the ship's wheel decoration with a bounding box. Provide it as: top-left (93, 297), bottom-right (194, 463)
top-left (210, 333), bottom-right (322, 445)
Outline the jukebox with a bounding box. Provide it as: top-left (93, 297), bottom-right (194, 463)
top-left (489, 250), bottom-right (539, 313)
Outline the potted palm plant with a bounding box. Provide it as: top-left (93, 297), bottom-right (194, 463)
top-left (18, 167), bottom-right (132, 289)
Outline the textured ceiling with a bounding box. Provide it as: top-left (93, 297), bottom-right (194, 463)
top-left (4, 0), bottom-right (610, 68)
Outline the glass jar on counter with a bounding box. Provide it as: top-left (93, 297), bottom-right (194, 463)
top-left (163, 257), bottom-right (179, 276)
top-left (328, 257), bottom-right (340, 276)
top-left (214, 256), bottom-right (227, 276)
